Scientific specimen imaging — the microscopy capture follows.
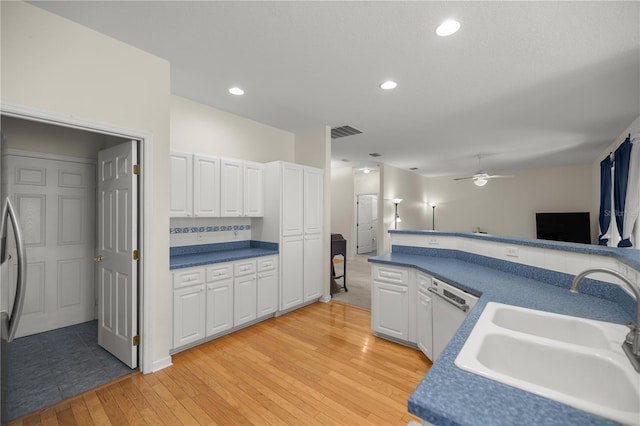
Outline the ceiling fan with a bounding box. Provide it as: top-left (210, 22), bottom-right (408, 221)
top-left (454, 156), bottom-right (513, 186)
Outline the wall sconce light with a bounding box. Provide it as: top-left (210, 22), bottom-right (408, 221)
top-left (429, 202), bottom-right (437, 230)
top-left (393, 198), bottom-right (403, 230)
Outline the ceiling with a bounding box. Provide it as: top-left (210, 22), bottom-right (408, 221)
top-left (30, 1), bottom-right (640, 177)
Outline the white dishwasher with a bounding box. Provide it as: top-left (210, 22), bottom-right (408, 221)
top-left (429, 278), bottom-right (478, 361)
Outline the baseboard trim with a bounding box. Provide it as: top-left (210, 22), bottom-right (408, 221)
top-left (150, 356), bottom-right (172, 373)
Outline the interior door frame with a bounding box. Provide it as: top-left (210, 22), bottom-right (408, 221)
top-left (1, 101), bottom-right (153, 373)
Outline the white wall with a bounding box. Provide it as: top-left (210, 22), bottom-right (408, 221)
top-left (330, 167), bottom-right (355, 257)
top-left (380, 164), bottom-right (430, 253)
top-left (426, 164), bottom-right (594, 240)
top-left (1, 1), bottom-right (171, 370)
top-left (354, 168), bottom-right (380, 194)
top-left (170, 95), bottom-right (295, 162)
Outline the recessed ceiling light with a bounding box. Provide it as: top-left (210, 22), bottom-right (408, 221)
top-left (380, 80), bottom-right (397, 90)
top-left (229, 87), bottom-right (244, 96)
top-left (436, 20), bottom-right (461, 37)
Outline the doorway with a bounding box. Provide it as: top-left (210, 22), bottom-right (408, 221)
top-left (1, 115), bottom-right (140, 419)
top-left (356, 193), bottom-right (378, 255)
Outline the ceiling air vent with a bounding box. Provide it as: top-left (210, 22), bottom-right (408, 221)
top-left (331, 125), bottom-right (363, 139)
top-left (369, 153), bottom-right (382, 158)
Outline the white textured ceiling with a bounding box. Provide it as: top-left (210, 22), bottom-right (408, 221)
top-left (30, 1), bottom-right (640, 177)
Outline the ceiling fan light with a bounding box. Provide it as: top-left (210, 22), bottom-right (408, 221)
top-left (474, 178), bottom-right (488, 187)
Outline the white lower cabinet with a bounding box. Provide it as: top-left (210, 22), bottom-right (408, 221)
top-left (173, 284), bottom-right (206, 348)
top-left (303, 233), bottom-right (323, 302)
top-left (417, 290), bottom-right (433, 360)
top-left (206, 279), bottom-right (233, 337)
top-left (280, 236), bottom-right (304, 310)
top-left (371, 264), bottom-right (412, 342)
top-left (172, 255), bottom-right (278, 351)
top-left (234, 273), bottom-right (257, 326)
top-left (372, 281), bottom-right (409, 341)
top-left (257, 257), bottom-right (278, 316)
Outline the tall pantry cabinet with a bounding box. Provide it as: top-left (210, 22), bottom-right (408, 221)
top-left (261, 162), bottom-right (324, 312)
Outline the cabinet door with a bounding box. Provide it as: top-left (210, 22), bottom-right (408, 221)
top-left (206, 279), bottom-right (233, 337)
top-left (303, 233), bottom-right (323, 302)
top-left (234, 274), bottom-right (257, 326)
top-left (169, 151), bottom-right (193, 217)
top-left (257, 269), bottom-right (278, 317)
top-left (417, 291), bottom-right (433, 361)
top-left (281, 164), bottom-right (304, 236)
top-left (193, 154), bottom-right (220, 217)
top-left (280, 236), bottom-right (304, 310)
top-left (173, 285), bottom-right (205, 348)
top-left (303, 167), bottom-right (323, 234)
top-left (243, 162), bottom-right (264, 217)
top-left (220, 159), bottom-right (243, 217)
top-left (372, 281), bottom-right (409, 341)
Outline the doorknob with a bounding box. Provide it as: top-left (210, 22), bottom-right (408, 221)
top-left (94, 255), bottom-right (104, 262)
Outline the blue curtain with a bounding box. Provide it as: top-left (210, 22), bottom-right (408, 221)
top-left (598, 156), bottom-right (612, 245)
top-left (614, 135), bottom-right (632, 247)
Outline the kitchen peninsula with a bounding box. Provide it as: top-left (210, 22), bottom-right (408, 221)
top-left (369, 230), bottom-right (638, 425)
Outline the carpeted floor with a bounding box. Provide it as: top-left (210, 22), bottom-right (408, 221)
top-left (331, 253), bottom-right (374, 310)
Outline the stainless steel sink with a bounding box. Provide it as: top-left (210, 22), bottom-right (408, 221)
top-left (455, 302), bottom-right (640, 424)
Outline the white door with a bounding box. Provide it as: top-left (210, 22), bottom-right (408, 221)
top-left (4, 154), bottom-right (96, 337)
top-left (372, 280), bottom-right (408, 340)
top-left (417, 291), bottom-right (433, 361)
top-left (233, 274), bottom-right (257, 326)
top-left (97, 141), bottom-right (138, 368)
top-left (357, 194), bottom-right (375, 254)
top-left (173, 284), bottom-right (205, 348)
top-left (205, 279), bottom-right (233, 336)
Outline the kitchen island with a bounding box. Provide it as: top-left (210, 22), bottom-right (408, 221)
top-left (370, 231), bottom-right (637, 426)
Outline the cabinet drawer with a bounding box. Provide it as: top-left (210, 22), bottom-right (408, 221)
top-left (257, 256), bottom-right (277, 272)
top-left (206, 263), bottom-right (233, 282)
top-left (173, 267), bottom-right (206, 289)
top-left (234, 259), bottom-right (257, 276)
top-left (372, 265), bottom-right (408, 285)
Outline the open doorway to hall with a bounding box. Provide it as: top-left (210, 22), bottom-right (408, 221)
top-left (1, 115), bottom-right (140, 420)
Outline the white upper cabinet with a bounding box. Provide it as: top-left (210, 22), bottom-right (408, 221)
top-left (303, 167), bottom-right (323, 234)
top-left (193, 154), bottom-right (220, 217)
top-left (169, 151), bottom-right (193, 217)
top-left (220, 158), bottom-right (244, 217)
top-left (281, 163), bottom-right (304, 236)
top-left (219, 158), bottom-right (264, 217)
top-left (243, 161), bottom-right (264, 217)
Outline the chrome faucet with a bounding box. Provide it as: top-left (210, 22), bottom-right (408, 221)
top-left (570, 268), bottom-right (640, 373)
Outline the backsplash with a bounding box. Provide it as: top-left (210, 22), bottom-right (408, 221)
top-left (170, 217), bottom-right (252, 247)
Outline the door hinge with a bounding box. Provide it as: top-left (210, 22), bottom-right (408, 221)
top-left (133, 335), bottom-right (140, 346)
top-left (133, 164), bottom-right (140, 175)
top-left (133, 250), bottom-right (140, 260)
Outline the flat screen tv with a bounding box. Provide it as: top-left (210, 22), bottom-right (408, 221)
top-left (536, 212), bottom-right (591, 244)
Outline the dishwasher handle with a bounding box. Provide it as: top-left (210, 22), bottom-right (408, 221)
top-left (428, 287), bottom-right (469, 313)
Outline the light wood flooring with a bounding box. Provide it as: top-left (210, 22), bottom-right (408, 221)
top-left (9, 301), bottom-right (431, 426)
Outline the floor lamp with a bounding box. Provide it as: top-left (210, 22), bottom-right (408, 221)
top-left (393, 198), bottom-right (403, 230)
top-left (430, 202), bottom-right (436, 230)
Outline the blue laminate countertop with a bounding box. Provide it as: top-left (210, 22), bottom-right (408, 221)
top-left (170, 241), bottom-right (278, 270)
top-left (389, 229), bottom-right (640, 271)
top-left (369, 252), bottom-right (634, 426)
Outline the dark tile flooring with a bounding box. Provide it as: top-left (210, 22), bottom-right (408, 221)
top-left (6, 320), bottom-right (134, 420)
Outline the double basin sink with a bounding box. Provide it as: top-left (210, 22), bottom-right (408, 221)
top-left (455, 302), bottom-right (639, 424)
